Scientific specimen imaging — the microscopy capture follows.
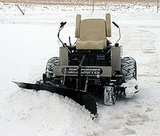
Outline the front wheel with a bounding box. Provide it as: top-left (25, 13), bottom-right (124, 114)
top-left (104, 86), bottom-right (116, 106)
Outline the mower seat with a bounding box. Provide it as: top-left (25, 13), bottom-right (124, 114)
top-left (75, 14), bottom-right (111, 50)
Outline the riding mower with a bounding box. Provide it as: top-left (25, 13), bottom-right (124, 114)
top-left (14, 13), bottom-right (138, 116)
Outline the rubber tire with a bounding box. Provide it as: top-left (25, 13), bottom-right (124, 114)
top-left (104, 86), bottom-right (116, 106)
top-left (121, 57), bottom-right (137, 82)
top-left (45, 57), bottom-right (60, 78)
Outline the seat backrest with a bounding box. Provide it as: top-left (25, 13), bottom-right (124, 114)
top-left (75, 14), bottom-right (111, 40)
top-left (80, 19), bottom-right (106, 41)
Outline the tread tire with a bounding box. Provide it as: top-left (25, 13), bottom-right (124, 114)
top-left (46, 57), bottom-right (60, 78)
top-left (121, 57), bottom-right (137, 82)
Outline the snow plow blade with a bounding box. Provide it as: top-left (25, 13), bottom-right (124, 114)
top-left (13, 81), bottom-right (97, 116)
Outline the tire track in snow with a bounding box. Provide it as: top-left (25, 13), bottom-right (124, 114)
top-left (96, 22), bottom-right (160, 136)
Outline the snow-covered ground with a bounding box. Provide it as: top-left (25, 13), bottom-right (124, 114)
top-left (0, 2), bottom-right (160, 136)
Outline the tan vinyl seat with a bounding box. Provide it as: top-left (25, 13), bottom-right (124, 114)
top-left (75, 14), bottom-right (111, 50)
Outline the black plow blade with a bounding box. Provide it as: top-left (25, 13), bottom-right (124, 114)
top-left (13, 81), bottom-right (97, 116)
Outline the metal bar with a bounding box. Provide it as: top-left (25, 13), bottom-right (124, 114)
top-left (78, 55), bottom-right (86, 91)
top-left (16, 5), bottom-right (25, 15)
top-left (80, 55), bottom-right (86, 66)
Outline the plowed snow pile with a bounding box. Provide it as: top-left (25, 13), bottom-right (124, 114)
top-left (0, 3), bottom-right (160, 136)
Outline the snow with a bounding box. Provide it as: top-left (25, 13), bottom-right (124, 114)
top-left (0, 2), bottom-right (160, 136)
top-left (121, 79), bottom-right (138, 98)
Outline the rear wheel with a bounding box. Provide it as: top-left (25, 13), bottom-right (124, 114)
top-left (46, 57), bottom-right (60, 78)
top-left (121, 57), bottom-right (137, 82)
top-left (121, 57), bottom-right (138, 98)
